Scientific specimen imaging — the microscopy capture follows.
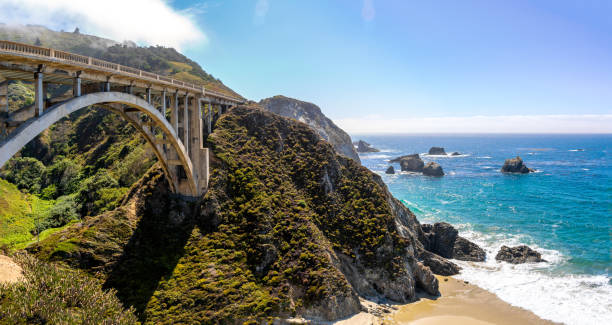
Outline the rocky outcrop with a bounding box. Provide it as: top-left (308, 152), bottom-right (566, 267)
top-left (396, 154), bottom-right (424, 172)
top-left (501, 156), bottom-right (534, 174)
top-left (418, 251), bottom-right (461, 276)
top-left (421, 223), bottom-right (485, 262)
top-left (389, 155), bottom-right (413, 163)
top-left (385, 166), bottom-right (395, 174)
top-left (495, 245), bottom-right (546, 264)
top-left (453, 237), bottom-right (486, 262)
top-left (422, 162), bottom-right (444, 176)
top-left (355, 140), bottom-right (380, 153)
top-left (414, 262), bottom-right (439, 295)
top-left (260, 95), bottom-right (360, 163)
top-left (428, 147), bottom-right (447, 155)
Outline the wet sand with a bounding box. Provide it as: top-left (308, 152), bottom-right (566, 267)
top-left (388, 276), bottom-right (556, 325)
top-left (0, 254), bottom-right (23, 284)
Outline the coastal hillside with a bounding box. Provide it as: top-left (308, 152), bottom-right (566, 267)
top-left (0, 25), bottom-right (244, 249)
top-left (25, 104), bottom-right (457, 322)
top-left (260, 95), bottom-right (360, 163)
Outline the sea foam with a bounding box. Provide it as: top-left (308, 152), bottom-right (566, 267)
top-left (452, 227), bottom-right (612, 325)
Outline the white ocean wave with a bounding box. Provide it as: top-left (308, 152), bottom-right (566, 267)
top-left (360, 154), bottom-right (392, 160)
top-left (377, 149), bottom-right (401, 153)
top-left (422, 153), bottom-right (471, 158)
top-left (451, 227), bottom-right (612, 325)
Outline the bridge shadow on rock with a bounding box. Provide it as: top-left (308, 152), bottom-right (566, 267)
top-left (101, 168), bottom-right (203, 320)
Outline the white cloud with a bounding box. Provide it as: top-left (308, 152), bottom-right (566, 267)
top-left (253, 0), bottom-right (269, 25)
top-left (334, 114), bottom-right (612, 134)
top-left (362, 0), bottom-right (375, 21)
top-left (0, 0), bottom-right (206, 50)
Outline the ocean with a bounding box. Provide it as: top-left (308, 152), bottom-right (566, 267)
top-left (354, 134), bottom-right (611, 325)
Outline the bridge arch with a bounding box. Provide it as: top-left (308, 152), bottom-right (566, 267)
top-left (0, 92), bottom-right (198, 196)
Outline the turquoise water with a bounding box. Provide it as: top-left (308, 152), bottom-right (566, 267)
top-left (355, 134), bottom-right (611, 324)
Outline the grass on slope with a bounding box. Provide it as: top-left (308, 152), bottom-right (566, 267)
top-left (0, 179), bottom-right (54, 249)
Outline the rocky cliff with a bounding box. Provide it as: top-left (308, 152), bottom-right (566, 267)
top-left (259, 95), bottom-right (360, 163)
top-left (27, 104), bottom-right (459, 323)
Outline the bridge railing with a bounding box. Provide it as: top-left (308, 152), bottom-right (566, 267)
top-left (0, 40), bottom-right (243, 103)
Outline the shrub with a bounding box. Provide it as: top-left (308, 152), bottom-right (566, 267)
top-left (44, 157), bottom-right (81, 198)
top-left (40, 195), bottom-right (80, 230)
top-left (76, 169), bottom-right (121, 216)
top-left (0, 253), bottom-right (137, 324)
top-left (0, 157), bottom-right (45, 194)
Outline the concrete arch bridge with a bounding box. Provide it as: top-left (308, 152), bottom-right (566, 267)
top-left (0, 40), bottom-right (244, 197)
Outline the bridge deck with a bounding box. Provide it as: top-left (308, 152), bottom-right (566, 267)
top-left (0, 40), bottom-right (243, 103)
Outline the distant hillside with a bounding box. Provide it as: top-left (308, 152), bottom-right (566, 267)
top-left (260, 95), bottom-right (361, 163)
top-left (0, 24), bottom-right (242, 99)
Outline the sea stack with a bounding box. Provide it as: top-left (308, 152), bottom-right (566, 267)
top-left (385, 166), bottom-right (395, 174)
top-left (495, 245), bottom-right (546, 264)
top-left (355, 140), bottom-right (380, 153)
top-left (421, 223), bottom-right (486, 262)
top-left (501, 156), bottom-right (534, 173)
top-left (397, 154), bottom-right (424, 172)
top-left (428, 147), bottom-right (447, 155)
top-left (422, 162), bottom-right (444, 176)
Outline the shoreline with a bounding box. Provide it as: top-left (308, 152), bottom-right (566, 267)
top-left (332, 275), bottom-right (556, 325)
top-left (386, 275), bottom-right (557, 325)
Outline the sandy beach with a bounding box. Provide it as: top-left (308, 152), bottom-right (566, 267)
top-left (387, 276), bottom-right (556, 325)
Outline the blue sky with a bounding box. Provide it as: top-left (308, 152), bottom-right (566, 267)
top-left (3, 0), bottom-right (612, 132)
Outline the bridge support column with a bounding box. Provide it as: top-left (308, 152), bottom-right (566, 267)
top-left (172, 91), bottom-right (179, 132)
top-left (206, 102), bottom-right (212, 134)
top-left (73, 76), bottom-right (81, 97)
top-left (183, 94), bottom-right (189, 156)
top-left (193, 98), bottom-right (208, 195)
top-left (34, 72), bottom-right (44, 117)
top-left (146, 87), bottom-right (152, 104)
top-left (0, 80), bottom-right (8, 117)
top-left (161, 90), bottom-right (166, 115)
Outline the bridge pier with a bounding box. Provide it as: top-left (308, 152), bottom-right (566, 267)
top-left (73, 75), bottom-right (81, 97)
top-left (183, 93), bottom-right (189, 156)
top-left (161, 89), bottom-right (166, 115)
top-left (34, 72), bottom-right (44, 117)
top-left (0, 80), bottom-right (8, 117)
top-left (207, 102), bottom-right (212, 134)
top-left (172, 91), bottom-right (179, 132)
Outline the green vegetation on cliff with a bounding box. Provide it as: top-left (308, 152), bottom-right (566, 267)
top-left (28, 105), bottom-right (433, 323)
